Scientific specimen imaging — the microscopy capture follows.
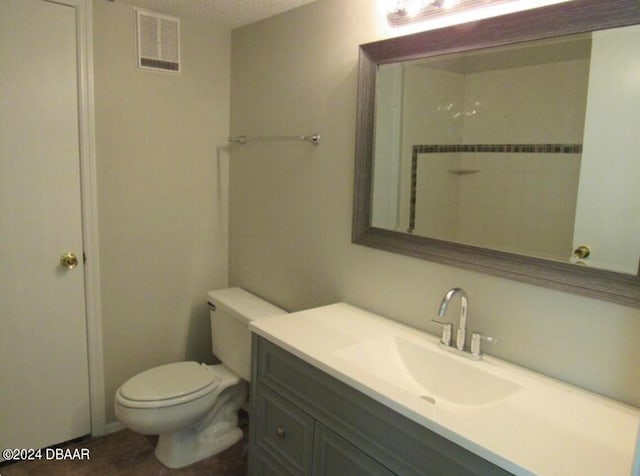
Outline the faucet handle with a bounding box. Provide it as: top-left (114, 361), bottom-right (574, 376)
top-left (470, 332), bottom-right (499, 358)
top-left (432, 319), bottom-right (453, 346)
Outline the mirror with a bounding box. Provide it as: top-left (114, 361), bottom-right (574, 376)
top-left (353, 0), bottom-right (640, 307)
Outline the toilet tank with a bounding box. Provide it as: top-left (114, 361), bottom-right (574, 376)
top-left (208, 287), bottom-right (286, 381)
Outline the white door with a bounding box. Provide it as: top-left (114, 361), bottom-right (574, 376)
top-left (0, 0), bottom-right (91, 456)
top-left (572, 24), bottom-right (640, 274)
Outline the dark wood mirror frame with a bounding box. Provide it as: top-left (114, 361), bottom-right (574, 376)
top-left (352, 0), bottom-right (640, 308)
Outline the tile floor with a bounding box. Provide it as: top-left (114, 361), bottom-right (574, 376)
top-left (0, 428), bottom-right (247, 476)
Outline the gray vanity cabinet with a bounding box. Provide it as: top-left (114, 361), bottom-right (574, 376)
top-left (249, 335), bottom-right (512, 476)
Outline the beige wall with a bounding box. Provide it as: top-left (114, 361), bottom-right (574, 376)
top-left (230, 0), bottom-right (640, 407)
top-left (93, 0), bottom-right (230, 423)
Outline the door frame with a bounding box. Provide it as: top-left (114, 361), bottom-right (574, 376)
top-left (53, 0), bottom-right (106, 436)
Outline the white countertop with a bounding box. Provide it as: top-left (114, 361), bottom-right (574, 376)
top-left (250, 303), bottom-right (640, 476)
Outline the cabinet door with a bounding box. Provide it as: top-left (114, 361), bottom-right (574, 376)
top-left (312, 423), bottom-right (395, 476)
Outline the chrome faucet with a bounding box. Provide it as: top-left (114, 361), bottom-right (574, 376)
top-left (432, 287), bottom-right (498, 360)
top-left (436, 287), bottom-right (468, 351)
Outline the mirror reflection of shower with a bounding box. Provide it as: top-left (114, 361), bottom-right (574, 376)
top-left (371, 28), bottom-right (640, 274)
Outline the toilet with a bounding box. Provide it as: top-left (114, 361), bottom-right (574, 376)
top-left (114, 287), bottom-right (287, 469)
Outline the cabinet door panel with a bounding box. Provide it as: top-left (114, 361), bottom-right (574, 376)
top-left (251, 446), bottom-right (296, 476)
top-left (313, 423), bottom-right (395, 476)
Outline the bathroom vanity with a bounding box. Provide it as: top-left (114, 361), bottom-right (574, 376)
top-left (249, 334), bottom-right (507, 475)
top-left (248, 304), bottom-right (640, 475)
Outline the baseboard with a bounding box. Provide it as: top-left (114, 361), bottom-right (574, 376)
top-left (105, 421), bottom-right (125, 434)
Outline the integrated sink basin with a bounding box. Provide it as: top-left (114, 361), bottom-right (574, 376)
top-left (334, 334), bottom-right (520, 406)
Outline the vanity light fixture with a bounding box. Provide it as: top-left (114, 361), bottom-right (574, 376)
top-left (386, 0), bottom-right (516, 26)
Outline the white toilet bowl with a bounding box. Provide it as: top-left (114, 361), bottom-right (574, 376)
top-left (115, 362), bottom-right (247, 468)
top-left (114, 287), bottom-right (287, 469)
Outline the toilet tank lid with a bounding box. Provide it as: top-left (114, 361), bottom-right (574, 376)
top-left (207, 287), bottom-right (287, 323)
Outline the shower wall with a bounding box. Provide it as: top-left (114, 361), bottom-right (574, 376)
top-left (408, 59), bottom-right (589, 261)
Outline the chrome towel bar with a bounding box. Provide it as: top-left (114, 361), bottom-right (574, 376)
top-left (228, 133), bottom-right (320, 145)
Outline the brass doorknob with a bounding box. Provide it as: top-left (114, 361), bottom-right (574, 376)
top-left (573, 245), bottom-right (591, 259)
top-left (60, 252), bottom-right (79, 269)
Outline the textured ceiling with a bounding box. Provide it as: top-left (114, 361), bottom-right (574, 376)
top-left (114, 0), bottom-right (318, 28)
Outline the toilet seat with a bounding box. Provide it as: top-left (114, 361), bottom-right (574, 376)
top-left (116, 362), bottom-right (221, 409)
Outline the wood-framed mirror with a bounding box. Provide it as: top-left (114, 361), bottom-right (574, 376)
top-left (352, 0), bottom-right (640, 307)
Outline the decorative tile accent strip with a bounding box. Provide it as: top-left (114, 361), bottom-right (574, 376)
top-left (408, 144), bottom-right (583, 233)
top-left (413, 144), bottom-right (583, 154)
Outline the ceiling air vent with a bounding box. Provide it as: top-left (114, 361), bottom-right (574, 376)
top-left (136, 9), bottom-right (180, 74)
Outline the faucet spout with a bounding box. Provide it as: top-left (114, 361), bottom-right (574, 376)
top-left (438, 288), bottom-right (468, 351)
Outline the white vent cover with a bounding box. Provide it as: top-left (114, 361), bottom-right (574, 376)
top-left (136, 9), bottom-right (180, 73)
